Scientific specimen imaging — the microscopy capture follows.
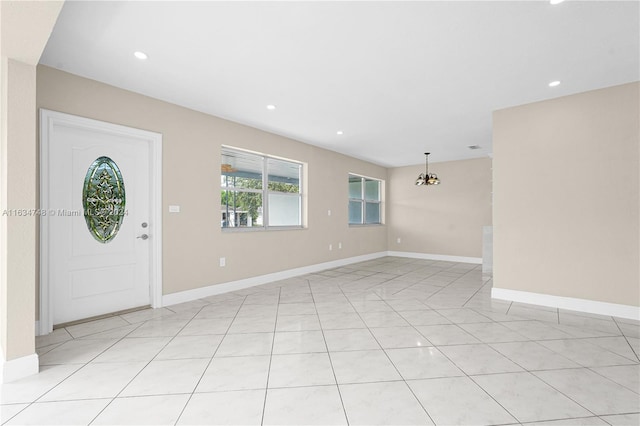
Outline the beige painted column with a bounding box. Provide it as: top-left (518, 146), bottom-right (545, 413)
top-left (0, 0), bottom-right (63, 382)
top-left (1, 57), bottom-right (38, 363)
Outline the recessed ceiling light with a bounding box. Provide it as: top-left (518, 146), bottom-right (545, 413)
top-left (134, 51), bottom-right (148, 60)
top-left (337, 131), bottom-right (344, 135)
top-left (266, 105), bottom-right (276, 110)
top-left (549, 80), bottom-right (561, 87)
top-left (550, 0), bottom-right (565, 5)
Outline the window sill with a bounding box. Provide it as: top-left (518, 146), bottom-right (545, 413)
top-left (221, 226), bottom-right (306, 233)
top-left (348, 223), bottom-right (385, 228)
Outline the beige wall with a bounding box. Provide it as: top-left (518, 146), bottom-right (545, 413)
top-left (493, 82), bottom-right (640, 306)
top-left (36, 66), bottom-right (388, 297)
top-left (1, 1), bottom-right (62, 365)
top-left (1, 59), bottom-right (38, 360)
top-left (387, 158), bottom-right (492, 258)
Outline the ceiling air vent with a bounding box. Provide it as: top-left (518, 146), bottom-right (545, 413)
top-left (467, 145), bottom-right (481, 150)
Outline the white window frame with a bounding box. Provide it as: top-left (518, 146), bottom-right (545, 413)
top-left (221, 146), bottom-right (303, 230)
top-left (348, 173), bottom-right (383, 226)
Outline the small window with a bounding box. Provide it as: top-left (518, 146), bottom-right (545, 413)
top-left (348, 174), bottom-right (382, 225)
top-left (221, 147), bottom-right (302, 229)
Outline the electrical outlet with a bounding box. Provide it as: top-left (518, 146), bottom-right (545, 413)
top-left (338, 242), bottom-right (342, 249)
top-left (397, 237), bottom-right (401, 244)
top-left (329, 244), bottom-right (333, 251)
top-left (219, 257), bottom-right (226, 267)
top-left (328, 209), bottom-right (331, 216)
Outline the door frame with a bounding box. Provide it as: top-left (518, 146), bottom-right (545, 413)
top-left (39, 109), bottom-right (163, 335)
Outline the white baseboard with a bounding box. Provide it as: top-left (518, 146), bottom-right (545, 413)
top-left (0, 352), bottom-right (39, 383)
top-left (387, 251), bottom-right (482, 264)
top-left (492, 287), bottom-right (640, 321)
top-left (163, 251), bottom-right (481, 307)
top-left (163, 251), bottom-right (387, 306)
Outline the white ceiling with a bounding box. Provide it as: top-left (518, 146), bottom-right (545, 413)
top-left (40, 1), bottom-right (639, 167)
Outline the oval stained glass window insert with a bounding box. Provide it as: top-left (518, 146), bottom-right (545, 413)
top-left (82, 156), bottom-right (126, 243)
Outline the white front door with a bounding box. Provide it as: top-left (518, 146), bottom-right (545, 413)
top-left (40, 110), bottom-right (162, 327)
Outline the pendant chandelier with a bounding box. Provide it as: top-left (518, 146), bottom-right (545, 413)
top-left (415, 152), bottom-right (440, 186)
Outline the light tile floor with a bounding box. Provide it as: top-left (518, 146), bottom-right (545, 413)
top-left (2, 257), bottom-right (639, 425)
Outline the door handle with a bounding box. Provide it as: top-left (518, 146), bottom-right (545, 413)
top-left (137, 234), bottom-right (149, 240)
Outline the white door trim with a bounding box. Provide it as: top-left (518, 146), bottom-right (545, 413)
top-left (39, 109), bottom-right (163, 336)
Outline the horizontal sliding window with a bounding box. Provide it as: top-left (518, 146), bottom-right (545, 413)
top-left (221, 147), bottom-right (302, 229)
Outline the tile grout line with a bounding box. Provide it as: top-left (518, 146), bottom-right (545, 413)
top-left (377, 283), bottom-right (608, 426)
top-left (14, 318), bottom-right (150, 425)
top-left (30, 319), bottom-right (149, 410)
top-left (259, 287), bottom-right (282, 426)
top-left (525, 369), bottom-right (601, 420)
top-left (506, 301), bottom-right (514, 315)
top-left (585, 365), bottom-right (640, 395)
top-left (611, 317), bottom-right (640, 362)
top-left (391, 300), bottom-right (607, 424)
top-left (387, 267), bottom-right (457, 300)
top-left (87, 302), bottom-right (218, 425)
top-left (376, 292), bottom-right (521, 425)
top-left (336, 277), bottom-right (437, 425)
top-left (461, 279), bottom-right (493, 308)
top-left (22, 258), bottom-right (640, 425)
top-left (308, 278), bottom-right (351, 426)
top-left (173, 295), bottom-right (249, 426)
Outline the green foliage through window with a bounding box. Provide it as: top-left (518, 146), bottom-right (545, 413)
top-left (221, 148), bottom-right (302, 228)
